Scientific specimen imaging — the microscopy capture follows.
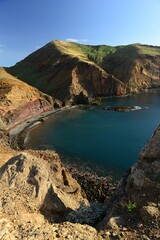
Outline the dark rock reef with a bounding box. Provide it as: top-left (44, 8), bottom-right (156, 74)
top-left (103, 105), bottom-right (142, 112)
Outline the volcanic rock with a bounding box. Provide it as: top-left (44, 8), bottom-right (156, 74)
top-left (0, 67), bottom-right (59, 131)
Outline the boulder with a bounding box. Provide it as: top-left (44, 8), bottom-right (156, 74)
top-left (140, 205), bottom-right (160, 223)
top-left (0, 150), bottom-right (88, 223)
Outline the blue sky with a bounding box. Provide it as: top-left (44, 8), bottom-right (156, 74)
top-left (0, 0), bottom-right (160, 66)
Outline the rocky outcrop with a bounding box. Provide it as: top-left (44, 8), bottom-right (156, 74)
top-left (0, 150), bottom-right (87, 214)
top-left (103, 105), bottom-right (142, 112)
top-left (97, 126), bottom-right (160, 239)
top-left (0, 150), bottom-right (98, 239)
top-left (0, 67), bottom-right (60, 131)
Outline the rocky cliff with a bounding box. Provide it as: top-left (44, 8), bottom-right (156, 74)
top-left (7, 41), bottom-right (160, 104)
top-left (102, 44), bottom-right (160, 93)
top-left (0, 149), bottom-right (97, 239)
top-left (97, 125), bottom-right (160, 239)
top-left (0, 67), bottom-right (57, 131)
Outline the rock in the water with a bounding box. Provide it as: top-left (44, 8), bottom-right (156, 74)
top-left (103, 105), bottom-right (142, 112)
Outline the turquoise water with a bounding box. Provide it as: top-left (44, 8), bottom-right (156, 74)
top-left (26, 89), bottom-right (160, 177)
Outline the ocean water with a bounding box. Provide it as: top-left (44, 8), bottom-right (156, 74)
top-left (26, 89), bottom-right (160, 177)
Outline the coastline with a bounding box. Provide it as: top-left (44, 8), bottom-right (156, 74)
top-left (7, 104), bottom-right (117, 202)
top-left (9, 106), bottom-right (75, 150)
top-left (1, 101), bottom-right (159, 239)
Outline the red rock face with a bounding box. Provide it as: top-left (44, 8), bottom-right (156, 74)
top-left (127, 56), bottom-right (160, 92)
top-left (4, 98), bottom-right (52, 129)
top-left (0, 68), bottom-right (54, 130)
top-left (69, 63), bottom-right (126, 104)
top-left (103, 54), bottom-right (160, 93)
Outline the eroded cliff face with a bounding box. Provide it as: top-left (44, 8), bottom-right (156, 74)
top-left (69, 62), bottom-right (126, 104)
top-left (102, 46), bottom-right (160, 93)
top-left (0, 150), bottom-right (97, 239)
top-left (128, 55), bottom-right (160, 92)
top-left (0, 67), bottom-right (56, 130)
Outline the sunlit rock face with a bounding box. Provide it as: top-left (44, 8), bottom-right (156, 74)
top-left (0, 67), bottom-right (55, 130)
top-left (103, 51), bottom-right (160, 93)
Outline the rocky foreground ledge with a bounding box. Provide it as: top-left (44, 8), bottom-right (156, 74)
top-left (0, 123), bottom-right (160, 239)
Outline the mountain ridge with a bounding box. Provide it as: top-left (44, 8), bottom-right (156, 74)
top-left (6, 40), bottom-right (160, 104)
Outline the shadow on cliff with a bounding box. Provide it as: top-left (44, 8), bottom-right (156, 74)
top-left (101, 45), bottom-right (140, 88)
top-left (39, 185), bottom-right (72, 223)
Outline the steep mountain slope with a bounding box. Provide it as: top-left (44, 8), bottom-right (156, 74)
top-left (0, 67), bottom-right (55, 130)
top-left (7, 41), bottom-right (160, 104)
top-left (7, 40), bottom-right (126, 104)
top-left (102, 44), bottom-right (160, 93)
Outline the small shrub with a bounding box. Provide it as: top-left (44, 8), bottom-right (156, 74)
top-left (126, 202), bottom-right (137, 212)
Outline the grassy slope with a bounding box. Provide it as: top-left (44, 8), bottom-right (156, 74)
top-left (53, 40), bottom-right (116, 65)
top-left (7, 41), bottom-right (117, 99)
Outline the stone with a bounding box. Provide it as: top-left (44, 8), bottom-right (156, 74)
top-left (140, 205), bottom-right (160, 223)
top-left (103, 105), bottom-right (142, 112)
top-left (0, 150), bottom-right (88, 222)
top-left (107, 216), bottom-right (123, 231)
top-left (126, 169), bottom-right (146, 189)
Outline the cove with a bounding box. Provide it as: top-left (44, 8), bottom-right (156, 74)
top-left (26, 89), bottom-right (160, 177)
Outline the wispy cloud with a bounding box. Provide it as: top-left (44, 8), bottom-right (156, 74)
top-left (66, 38), bottom-right (88, 44)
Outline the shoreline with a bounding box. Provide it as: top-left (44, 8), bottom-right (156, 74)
top-left (8, 87), bottom-right (160, 149)
top-left (9, 106), bottom-right (77, 150)
top-left (7, 104), bottom-right (117, 203)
